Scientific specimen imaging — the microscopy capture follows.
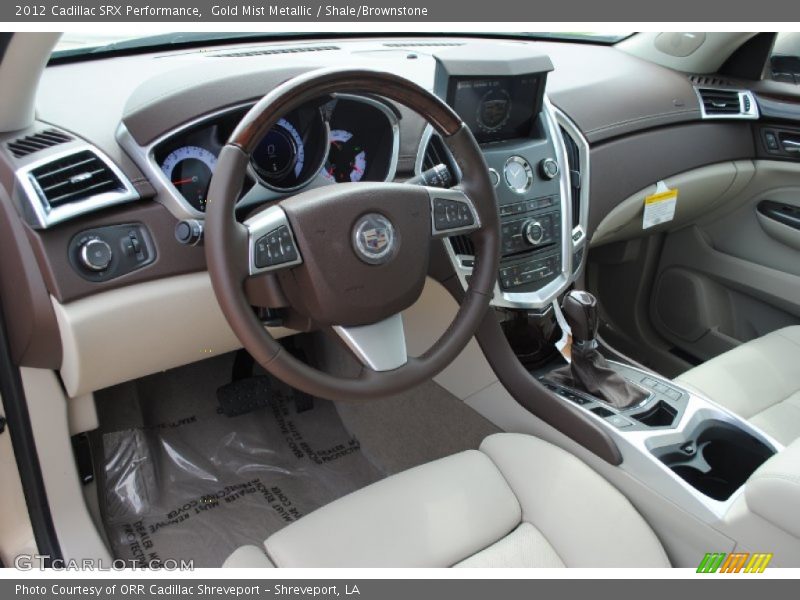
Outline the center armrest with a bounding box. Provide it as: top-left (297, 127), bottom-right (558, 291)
top-left (745, 438), bottom-right (800, 539)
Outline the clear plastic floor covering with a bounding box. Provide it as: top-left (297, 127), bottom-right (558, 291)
top-left (101, 382), bottom-right (384, 567)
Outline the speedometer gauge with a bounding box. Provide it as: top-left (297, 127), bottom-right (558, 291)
top-left (161, 145), bottom-right (217, 212)
top-left (323, 129), bottom-right (367, 183)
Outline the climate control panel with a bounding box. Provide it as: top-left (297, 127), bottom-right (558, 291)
top-left (500, 205), bottom-right (560, 256)
top-left (499, 251), bottom-right (560, 291)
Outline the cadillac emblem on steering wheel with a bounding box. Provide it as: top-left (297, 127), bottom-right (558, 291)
top-left (352, 213), bottom-right (397, 265)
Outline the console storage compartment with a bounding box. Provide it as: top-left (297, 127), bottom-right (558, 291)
top-left (631, 400), bottom-right (678, 427)
top-left (650, 420), bottom-right (775, 501)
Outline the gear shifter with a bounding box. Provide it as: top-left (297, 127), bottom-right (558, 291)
top-left (562, 290), bottom-right (600, 348)
top-left (547, 290), bottom-right (647, 409)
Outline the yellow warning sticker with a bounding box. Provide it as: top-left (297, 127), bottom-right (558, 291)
top-left (645, 189), bottom-right (679, 204)
top-left (643, 182), bottom-right (678, 229)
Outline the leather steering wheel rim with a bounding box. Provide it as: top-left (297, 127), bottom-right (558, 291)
top-left (205, 67), bottom-right (500, 402)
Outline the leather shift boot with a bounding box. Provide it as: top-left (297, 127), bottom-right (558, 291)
top-left (547, 343), bottom-right (648, 409)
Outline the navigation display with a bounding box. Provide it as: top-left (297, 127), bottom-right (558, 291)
top-left (448, 75), bottom-right (543, 143)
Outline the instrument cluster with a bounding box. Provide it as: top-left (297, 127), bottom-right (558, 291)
top-left (152, 96), bottom-right (398, 214)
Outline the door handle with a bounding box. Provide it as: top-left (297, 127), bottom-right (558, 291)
top-left (783, 139), bottom-right (800, 153)
top-left (758, 200), bottom-right (800, 230)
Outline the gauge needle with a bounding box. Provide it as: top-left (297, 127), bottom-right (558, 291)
top-left (172, 177), bottom-right (197, 185)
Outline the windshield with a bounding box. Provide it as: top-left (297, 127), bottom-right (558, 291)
top-left (52, 31), bottom-right (633, 59)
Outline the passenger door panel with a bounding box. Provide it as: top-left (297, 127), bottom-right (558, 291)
top-left (650, 161), bottom-right (800, 362)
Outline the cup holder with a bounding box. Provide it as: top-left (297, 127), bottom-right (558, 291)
top-left (651, 420), bottom-right (774, 501)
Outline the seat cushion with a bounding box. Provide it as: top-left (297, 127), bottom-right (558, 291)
top-left (675, 326), bottom-right (800, 445)
top-left (265, 449), bottom-right (522, 568)
top-left (221, 545), bottom-right (274, 568)
top-left (454, 522), bottom-right (565, 568)
top-left (478, 434), bottom-right (669, 567)
top-left (250, 433), bottom-right (669, 568)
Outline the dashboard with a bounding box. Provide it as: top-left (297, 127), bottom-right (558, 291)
top-left (149, 95), bottom-right (399, 215)
top-left (0, 35), bottom-right (769, 378)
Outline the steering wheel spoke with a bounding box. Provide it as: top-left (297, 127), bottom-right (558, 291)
top-left (426, 187), bottom-right (482, 239)
top-left (244, 205), bottom-right (303, 276)
top-left (332, 313), bottom-right (408, 372)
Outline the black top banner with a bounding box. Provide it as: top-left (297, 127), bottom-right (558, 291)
top-left (4, 0), bottom-right (800, 22)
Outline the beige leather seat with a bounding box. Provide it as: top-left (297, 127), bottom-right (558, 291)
top-left (223, 433), bottom-right (669, 568)
top-left (675, 326), bottom-right (800, 446)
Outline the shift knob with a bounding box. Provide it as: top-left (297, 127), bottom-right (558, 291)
top-left (562, 290), bottom-right (598, 344)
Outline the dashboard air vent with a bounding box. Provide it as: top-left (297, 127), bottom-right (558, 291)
top-left (211, 45), bottom-right (339, 57)
top-left (383, 42), bottom-right (464, 48)
top-left (7, 128), bottom-right (72, 158)
top-left (560, 127), bottom-right (582, 230)
top-left (421, 133), bottom-right (457, 174)
top-left (450, 235), bottom-right (475, 257)
top-left (695, 87), bottom-right (759, 119)
top-left (688, 74), bottom-right (733, 87)
top-left (28, 150), bottom-right (127, 209)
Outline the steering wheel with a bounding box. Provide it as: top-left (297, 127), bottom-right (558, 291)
top-left (205, 67), bottom-right (500, 402)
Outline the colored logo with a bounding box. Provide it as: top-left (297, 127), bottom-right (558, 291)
top-left (697, 552), bottom-right (773, 573)
top-left (362, 227), bottom-right (389, 252)
top-left (352, 213), bottom-right (396, 265)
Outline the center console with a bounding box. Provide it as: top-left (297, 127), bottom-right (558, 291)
top-left (417, 50), bottom-right (783, 544)
top-left (553, 362), bottom-right (780, 521)
top-left (539, 290), bottom-right (780, 520)
top-left (422, 50), bottom-right (586, 310)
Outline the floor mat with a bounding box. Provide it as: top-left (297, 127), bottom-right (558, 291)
top-left (100, 375), bottom-right (384, 568)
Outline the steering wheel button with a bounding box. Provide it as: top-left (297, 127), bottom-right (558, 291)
top-left (254, 236), bottom-right (270, 268)
top-left (457, 204), bottom-right (474, 226)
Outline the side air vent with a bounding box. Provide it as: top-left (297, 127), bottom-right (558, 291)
top-left (6, 128), bottom-right (73, 158)
top-left (211, 45), bottom-right (339, 57)
top-left (383, 42), bottom-right (464, 48)
top-left (19, 147), bottom-right (138, 228)
top-left (560, 127), bottom-right (582, 230)
top-left (695, 87), bottom-right (759, 119)
top-left (29, 150), bottom-right (125, 208)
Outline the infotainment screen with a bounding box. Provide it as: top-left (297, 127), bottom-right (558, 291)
top-left (447, 75), bottom-right (543, 144)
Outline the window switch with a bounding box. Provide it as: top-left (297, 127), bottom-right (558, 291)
top-left (765, 131), bottom-right (780, 151)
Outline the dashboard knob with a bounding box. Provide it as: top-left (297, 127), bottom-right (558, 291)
top-left (523, 219), bottom-right (545, 245)
top-left (175, 219), bottom-right (204, 246)
top-left (539, 158), bottom-right (559, 180)
top-left (79, 239), bottom-right (113, 271)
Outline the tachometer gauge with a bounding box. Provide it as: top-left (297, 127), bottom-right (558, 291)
top-left (160, 145), bottom-right (217, 212)
top-left (323, 129), bottom-right (367, 183)
top-left (251, 118), bottom-right (305, 184)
